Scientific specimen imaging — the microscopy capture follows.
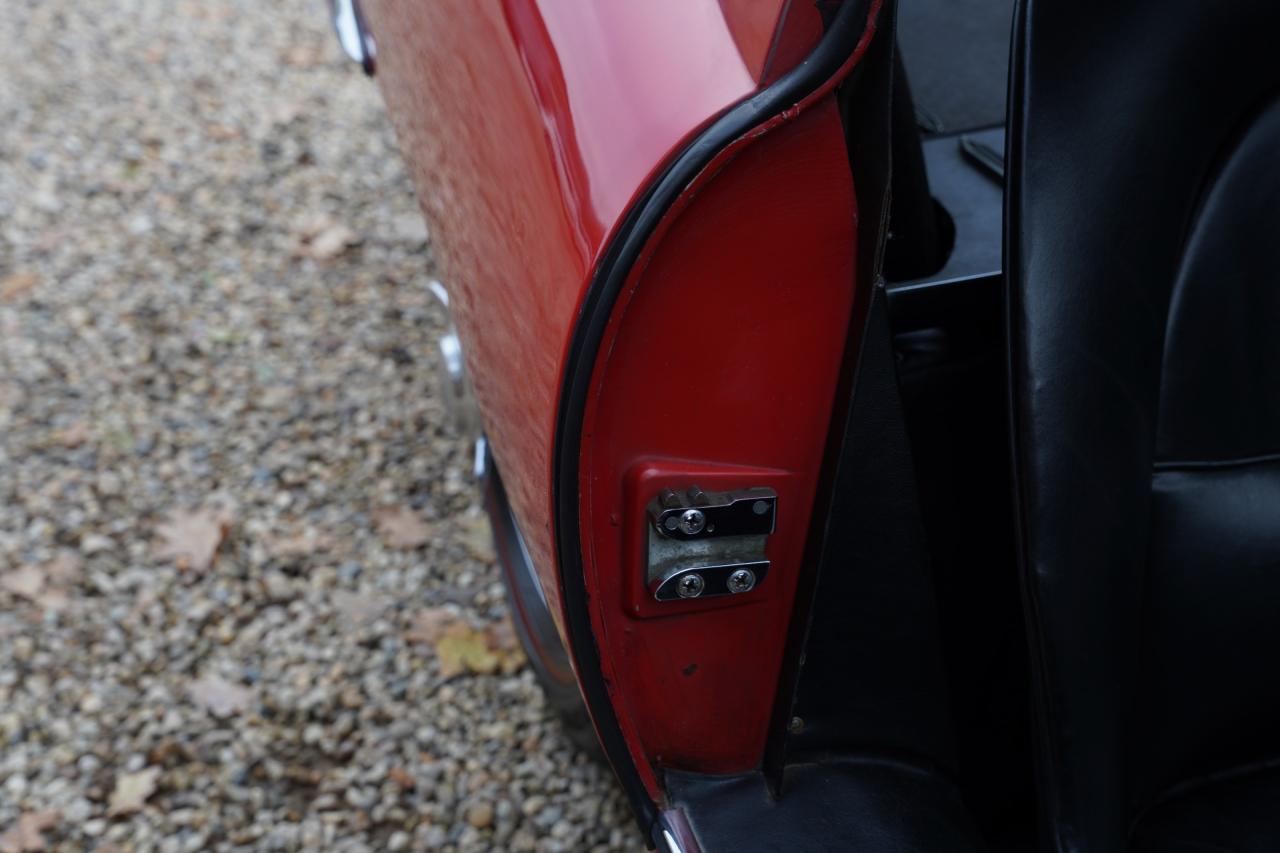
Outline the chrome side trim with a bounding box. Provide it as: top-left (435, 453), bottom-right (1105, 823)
top-left (427, 279), bottom-right (482, 437)
top-left (328, 0), bottom-right (376, 75)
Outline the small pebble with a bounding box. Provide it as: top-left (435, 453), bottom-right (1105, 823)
top-left (467, 801), bottom-right (496, 830)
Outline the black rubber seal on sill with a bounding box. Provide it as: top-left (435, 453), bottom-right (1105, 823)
top-left (551, 0), bottom-right (877, 843)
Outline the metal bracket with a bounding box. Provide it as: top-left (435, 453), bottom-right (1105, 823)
top-left (647, 486), bottom-right (777, 540)
top-left (646, 486), bottom-right (776, 602)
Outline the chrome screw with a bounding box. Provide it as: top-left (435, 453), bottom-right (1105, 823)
top-left (727, 568), bottom-right (756, 594)
top-left (678, 509), bottom-right (706, 535)
top-left (676, 573), bottom-right (705, 599)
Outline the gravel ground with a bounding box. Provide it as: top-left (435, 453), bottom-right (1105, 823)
top-left (0, 1), bottom-right (639, 850)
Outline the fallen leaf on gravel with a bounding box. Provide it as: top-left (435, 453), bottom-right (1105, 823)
top-left (147, 738), bottom-right (192, 767)
top-left (51, 421), bottom-right (90, 448)
top-left (284, 44), bottom-right (325, 67)
top-left (261, 99), bottom-right (305, 127)
top-left (44, 552), bottom-right (80, 585)
top-left (204, 122), bottom-right (241, 140)
top-left (0, 272), bottom-right (38, 301)
top-left (332, 590), bottom-right (391, 625)
top-left (266, 528), bottom-right (333, 559)
top-left (387, 766), bottom-right (416, 790)
top-left (188, 675), bottom-right (254, 718)
top-left (412, 609), bottom-right (526, 677)
top-left (107, 767), bottom-right (161, 816)
top-left (435, 621), bottom-right (501, 678)
top-left (34, 589), bottom-right (70, 612)
top-left (0, 810), bottom-right (58, 853)
top-left (0, 554), bottom-right (80, 612)
top-left (0, 566), bottom-right (44, 599)
top-left (458, 514), bottom-right (495, 563)
top-left (489, 615), bottom-right (527, 675)
top-left (403, 607), bottom-right (455, 645)
top-left (373, 506), bottom-right (431, 549)
top-left (154, 508), bottom-right (231, 572)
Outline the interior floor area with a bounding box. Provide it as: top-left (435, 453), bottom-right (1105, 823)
top-left (897, 0), bottom-right (1016, 133)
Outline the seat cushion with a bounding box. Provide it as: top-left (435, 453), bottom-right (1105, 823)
top-left (1131, 768), bottom-right (1280, 853)
top-left (667, 758), bottom-right (989, 852)
top-left (1005, 0), bottom-right (1280, 846)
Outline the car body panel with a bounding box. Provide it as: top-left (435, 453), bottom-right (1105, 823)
top-left (578, 97), bottom-right (858, 778)
top-left (360, 0), bottom-right (891, 831)
top-left (360, 0), bottom-right (808, 637)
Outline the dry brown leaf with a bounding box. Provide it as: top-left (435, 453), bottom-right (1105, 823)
top-left (204, 123), bottom-right (241, 140)
top-left (51, 421), bottom-right (90, 449)
top-left (387, 766), bottom-right (416, 791)
top-left (373, 506), bottom-right (431, 550)
top-left (458, 514), bottom-right (495, 563)
top-left (186, 2), bottom-right (231, 21)
top-left (0, 272), bottom-right (38, 301)
top-left (489, 616), bottom-right (527, 675)
top-left (435, 621), bottom-right (501, 678)
top-left (188, 675), bottom-right (254, 718)
top-left (284, 44), bottom-right (325, 67)
top-left (107, 767), bottom-right (161, 816)
top-left (1, 554), bottom-right (80, 612)
top-left (261, 99), bottom-right (305, 127)
top-left (409, 609), bottom-right (525, 677)
top-left (34, 589), bottom-right (70, 612)
top-left (404, 606), bottom-right (456, 645)
top-left (154, 507), bottom-right (231, 573)
top-left (0, 810), bottom-right (58, 853)
top-left (332, 590), bottom-right (390, 625)
top-left (0, 566), bottom-right (44, 599)
top-left (266, 529), bottom-right (333, 559)
top-left (44, 552), bottom-right (81, 586)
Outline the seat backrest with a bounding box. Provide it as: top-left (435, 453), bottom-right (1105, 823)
top-left (1005, 1), bottom-right (1280, 849)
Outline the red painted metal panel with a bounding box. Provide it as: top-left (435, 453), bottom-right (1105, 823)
top-left (360, 0), bottom-right (762, 628)
top-left (717, 0), bottom-right (788, 80)
top-left (579, 98), bottom-right (859, 781)
top-left (364, 0), bottom-right (879, 803)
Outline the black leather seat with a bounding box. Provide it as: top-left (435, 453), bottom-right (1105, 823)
top-left (1005, 0), bottom-right (1280, 850)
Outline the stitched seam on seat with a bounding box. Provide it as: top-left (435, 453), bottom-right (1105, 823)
top-left (1128, 754), bottom-right (1280, 835)
top-left (1153, 451), bottom-right (1280, 472)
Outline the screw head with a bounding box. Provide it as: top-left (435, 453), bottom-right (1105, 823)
top-left (727, 568), bottom-right (756, 594)
top-left (676, 573), bottom-right (705, 599)
top-left (678, 509), bottom-right (706, 535)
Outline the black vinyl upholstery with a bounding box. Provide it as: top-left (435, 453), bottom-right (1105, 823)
top-left (1005, 0), bottom-right (1280, 850)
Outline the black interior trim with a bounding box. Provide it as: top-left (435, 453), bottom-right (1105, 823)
top-left (550, 0), bottom-right (880, 842)
top-left (763, 1), bottom-right (898, 793)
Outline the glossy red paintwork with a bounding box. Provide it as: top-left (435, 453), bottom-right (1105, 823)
top-left (718, 0), bottom-right (786, 80)
top-left (362, 0), bottom-right (872, 803)
top-left (579, 98), bottom-right (859, 785)
top-left (360, 0), bottom-right (799, 630)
